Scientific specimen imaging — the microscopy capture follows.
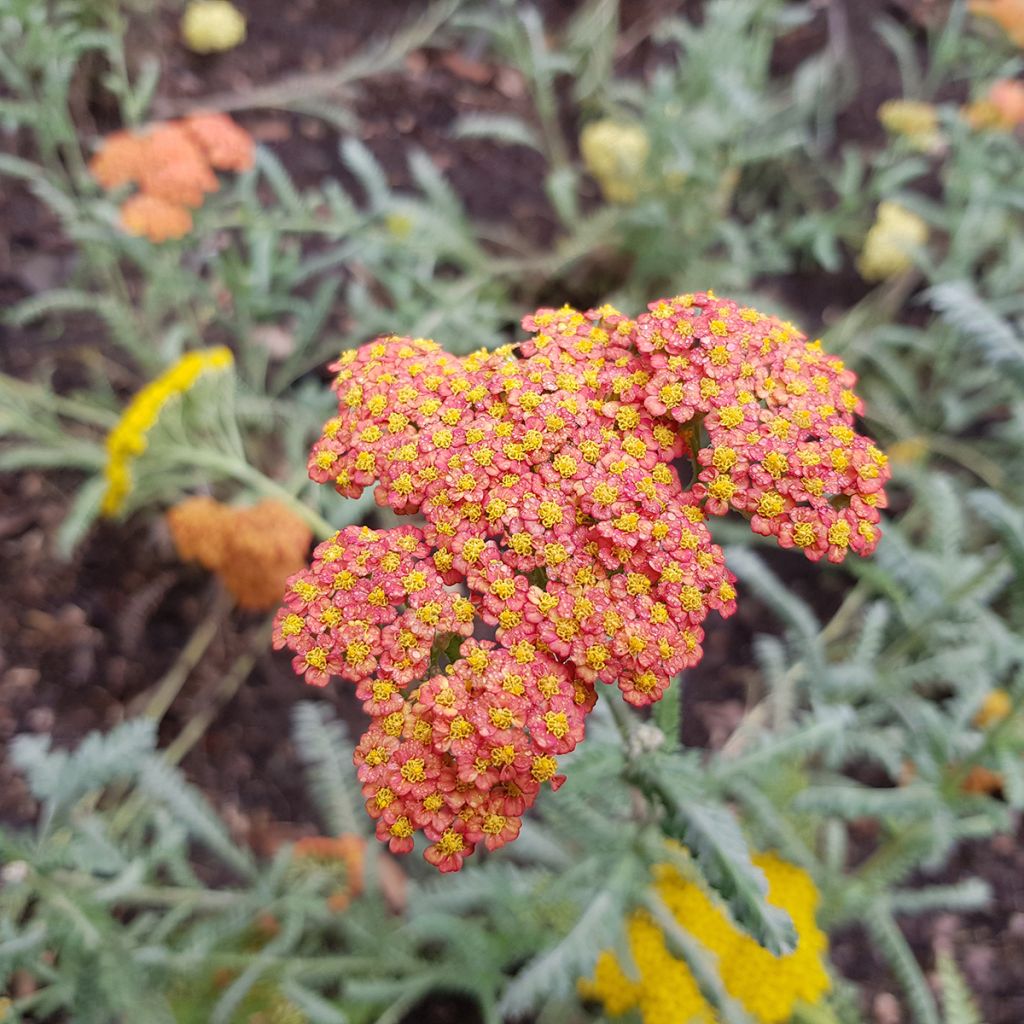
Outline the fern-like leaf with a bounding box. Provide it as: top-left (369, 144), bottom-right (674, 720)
top-left (138, 762), bottom-right (257, 881)
top-left (291, 702), bottom-right (362, 837)
top-left (926, 281), bottom-right (1024, 373)
top-left (865, 903), bottom-right (940, 1024)
top-left (935, 950), bottom-right (984, 1024)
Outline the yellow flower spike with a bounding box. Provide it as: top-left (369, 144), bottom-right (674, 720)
top-left (181, 0), bottom-right (247, 54)
top-left (582, 853), bottom-right (830, 1024)
top-left (100, 347), bottom-right (234, 516)
top-left (974, 689), bottom-right (1013, 728)
top-left (857, 201), bottom-right (929, 282)
top-left (579, 119), bottom-right (651, 204)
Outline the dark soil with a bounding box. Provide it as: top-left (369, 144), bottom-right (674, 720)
top-left (4, 0), bottom-right (1022, 1021)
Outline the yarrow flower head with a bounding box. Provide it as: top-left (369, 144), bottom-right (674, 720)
top-left (181, 0), bottom-right (247, 54)
top-left (274, 294), bottom-right (890, 869)
top-left (167, 496), bottom-right (312, 610)
top-left (877, 99), bottom-right (942, 152)
top-left (290, 835), bottom-right (366, 912)
top-left (579, 119), bottom-right (652, 204)
top-left (101, 347), bottom-right (234, 515)
top-left (858, 202), bottom-right (929, 282)
top-left (580, 852), bottom-right (830, 1024)
top-left (90, 113), bottom-right (254, 242)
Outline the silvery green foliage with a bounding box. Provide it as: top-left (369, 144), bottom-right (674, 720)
top-left (1, 711), bottom-right (391, 1024)
top-left (1, 722), bottom-right (267, 1022)
top-left (2, 0), bottom-right (1021, 1022)
top-left (936, 950), bottom-right (986, 1024)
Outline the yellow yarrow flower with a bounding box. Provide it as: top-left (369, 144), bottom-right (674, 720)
top-left (858, 201), bottom-right (929, 282)
top-left (878, 99), bottom-right (941, 151)
top-left (580, 853), bottom-right (830, 1024)
top-left (101, 347), bottom-right (234, 516)
top-left (579, 119), bottom-right (651, 204)
top-left (181, 1), bottom-right (247, 54)
top-left (974, 689), bottom-right (1013, 728)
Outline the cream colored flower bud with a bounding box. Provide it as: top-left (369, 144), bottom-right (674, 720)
top-left (579, 119), bottom-right (651, 204)
top-left (181, 1), bottom-right (247, 54)
top-left (878, 99), bottom-right (942, 152)
top-left (858, 202), bottom-right (929, 282)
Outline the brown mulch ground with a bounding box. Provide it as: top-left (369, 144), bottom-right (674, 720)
top-left (3, 0), bottom-right (1022, 1020)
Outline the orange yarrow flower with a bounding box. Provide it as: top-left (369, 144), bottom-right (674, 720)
top-left (88, 130), bottom-right (150, 189)
top-left (120, 194), bottom-right (193, 242)
top-left (90, 113), bottom-right (253, 242)
top-left (274, 294), bottom-right (890, 870)
top-left (970, 0), bottom-right (1024, 46)
top-left (168, 496), bottom-right (312, 610)
top-left (183, 112), bottom-right (256, 172)
top-left (137, 123), bottom-right (219, 207)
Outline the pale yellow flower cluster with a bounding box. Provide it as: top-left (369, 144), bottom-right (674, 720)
top-left (181, 1), bottom-right (247, 54)
top-left (579, 119), bottom-right (651, 203)
top-left (878, 99), bottom-right (942, 151)
top-left (580, 853), bottom-right (830, 1024)
top-left (858, 201), bottom-right (929, 282)
top-left (101, 348), bottom-right (234, 516)
top-left (974, 688), bottom-right (1013, 728)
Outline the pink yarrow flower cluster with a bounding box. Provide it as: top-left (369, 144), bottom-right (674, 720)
top-left (274, 293), bottom-right (890, 870)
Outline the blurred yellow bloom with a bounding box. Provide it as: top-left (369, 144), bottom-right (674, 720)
top-left (579, 119), bottom-right (651, 204)
top-left (181, 1), bottom-right (247, 54)
top-left (858, 202), bottom-right (928, 282)
top-left (580, 853), bottom-right (830, 1024)
top-left (974, 689), bottom-right (1013, 728)
top-left (385, 212), bottom-right (414, 238)
top-left (878, 99), bottom-right (941, 151)
top-left (970, 0), bottom-right (1024, 46)
top-left (101, 348), bottom-right (234, 516)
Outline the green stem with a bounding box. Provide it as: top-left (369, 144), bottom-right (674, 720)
top-left (170, 446), bottom-right (336, 538)
top-left (136, 589), bottom-right (231, 722)
top-left (56, 871), bottom-right (244, 911)
top-left (163, 620), bottom-right (272, 767)
top-left (606, 690), bottom-right (635, 747)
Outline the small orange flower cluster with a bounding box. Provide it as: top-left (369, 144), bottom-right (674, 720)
top-left (89, 113), bottom-right (254, 242)
top-left (167, 496), bottom-right (311, 610)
